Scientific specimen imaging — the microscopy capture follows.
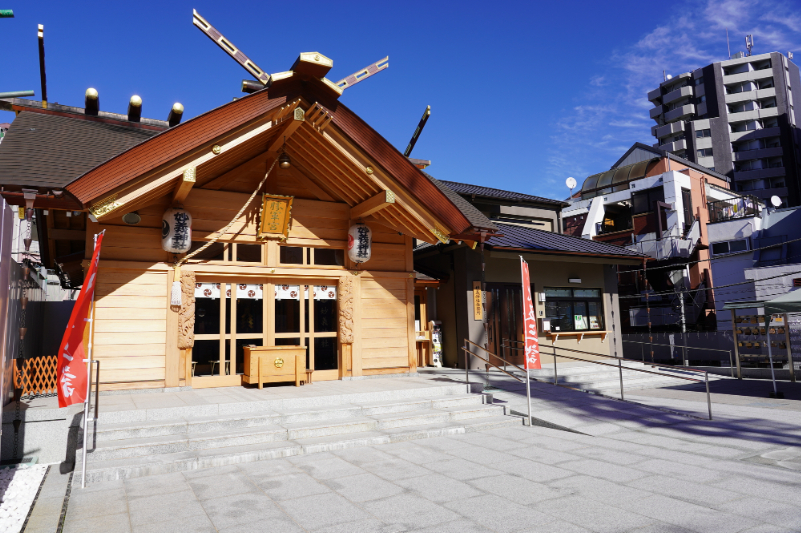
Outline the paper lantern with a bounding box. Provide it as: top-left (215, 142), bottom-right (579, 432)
top-left (347, 223), bottom-right (372, 264)
top-left (162, 208), bottom-right (192, 253)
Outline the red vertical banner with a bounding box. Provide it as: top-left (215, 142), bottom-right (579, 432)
top-left (57, 232), bottom-right (104, 407)
top-left (520, 257), bottom-right (541, 370)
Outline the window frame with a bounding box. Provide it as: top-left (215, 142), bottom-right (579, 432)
top-left (543, 287), bottom-right (605, 333)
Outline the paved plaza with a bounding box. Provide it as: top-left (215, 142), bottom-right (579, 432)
top-left (42, 370), bottom-right (801, 533)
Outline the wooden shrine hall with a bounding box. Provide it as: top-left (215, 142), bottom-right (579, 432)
top-left (41, 52), bottom-right (494, 391)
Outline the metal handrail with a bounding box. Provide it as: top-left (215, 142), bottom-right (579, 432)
top-left (466, 338), bottom-right (526, 375)
top-left (501, 338), bottom-right (713, 420)
top-left (622, 339), bottom-right (734, 377)
top-left (461, 341), bottom-right (523, 385)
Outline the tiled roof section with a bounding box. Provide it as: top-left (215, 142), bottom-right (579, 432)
top-left (0, 111), bottom-right (160, 189)
top-left (421, 173), bottom-right (497, 231)
top-left (440, 180), bottom-right (569, 207)
top-left (487, 222), bottom-right (645, 258)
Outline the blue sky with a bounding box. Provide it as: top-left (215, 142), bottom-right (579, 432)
top-left (2, 0), bottom-right (800, 201)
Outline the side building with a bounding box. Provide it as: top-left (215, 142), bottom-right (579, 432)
top-left (562, 143), bottom-right (747, 334)
top-left (648, 51), bottom-right (801, 207)
top-left (414, 178), bottom-right (644, 369)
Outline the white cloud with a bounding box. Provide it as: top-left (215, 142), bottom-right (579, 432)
top-left (542, 0), bottom-right (801, 201)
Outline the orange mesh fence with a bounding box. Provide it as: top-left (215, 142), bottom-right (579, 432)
top-left (14, 355), bottom-right (58, 398)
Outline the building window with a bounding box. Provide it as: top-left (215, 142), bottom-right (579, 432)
top-left (694, 77), bottom-right (704, 86)
top-left (631, 187), bottom-right (665, 215)
top-left (544, 288), bottom-right (604, 332)
top-left (710, 239), bottom-right (749, 256)
top-left (697, 148), bottom-right (713, 158)
top-left (279, 245), bottom-right (345, 267)
top-left (696, 129), bottom-right (711, 138)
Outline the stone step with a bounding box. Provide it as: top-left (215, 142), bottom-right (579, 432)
top-left (74, 414), bottom-right (521, 485)
top-left (89, 394), bottom-right (485, 443)
top-left (83, 404), bottom-right (505, 461)
top-left (95, 382), bottom-right (472, 425)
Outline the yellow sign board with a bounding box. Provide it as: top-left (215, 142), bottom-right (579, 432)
top-left (472, 281), bottom-right (483, 321)
top-left (258, 194), bottom-right (293, 239)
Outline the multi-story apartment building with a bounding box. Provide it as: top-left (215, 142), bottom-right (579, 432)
top-left (648, 52), bottom-right (801, 207)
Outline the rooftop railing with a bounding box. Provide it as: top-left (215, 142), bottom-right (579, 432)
top-left (708, 194), bottom-right (762, 223)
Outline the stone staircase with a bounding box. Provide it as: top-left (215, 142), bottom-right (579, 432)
top-left (524, 360), bottom-right (713, 396)
top-left (74, 382), bottom-right (519, 485)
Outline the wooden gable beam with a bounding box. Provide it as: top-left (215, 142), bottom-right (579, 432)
top-left (351, 190), bottom-right (395, 219)
top-left (171, 167), bottom-right (196, 206)
top-left (287, 163), bottom-right (335, 202)
top-left (203, 106), bottom-right (306, 191)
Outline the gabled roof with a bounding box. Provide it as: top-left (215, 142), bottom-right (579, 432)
top-left (64, 78), bottom-right (477, 241)
top-left (422, 173), bottom-right (497, 232)
top-left (486, 222), bottom-right (645, 260)
top-left (0, 111), bottom-right (160, 191)
top-left (439, 180), bottom-right (569, 207)
top-left (611, 142), bottom-right (729, 182)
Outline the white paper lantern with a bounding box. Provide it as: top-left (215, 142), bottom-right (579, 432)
top-left (162, 208), bottom-right (192, 253)
top-left (347, 223), bottom-right (372, 264)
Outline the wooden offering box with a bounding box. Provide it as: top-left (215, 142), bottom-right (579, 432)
top-left (243, 345), bottom-right (310, 388)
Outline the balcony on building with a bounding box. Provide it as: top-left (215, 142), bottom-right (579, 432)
top-left (650, 105), bottom-right (664, 120)
top-left (662, 85), bottom-right (694, 106)
top-left (732, 146), bottom-right (783, 161)
top-left (647, 87), bottom-right (662, 103)
top-left (659, 138), bottom-right (687, 153)
top-left (733, 166), bottom-right (785, 181)
top-left (707, 193), bottom-right (762, 224)
top-left (664, 104), bottom-right (695, 122)
top-left (654, 121), bottom-right (685, 140)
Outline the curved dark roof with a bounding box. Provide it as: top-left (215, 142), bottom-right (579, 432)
top-left (0, 111), bottom-right (160, 190)
top-left (486, 222), bottom-right (644, 259)
top-left (439, 180), bottom-right (568, 207)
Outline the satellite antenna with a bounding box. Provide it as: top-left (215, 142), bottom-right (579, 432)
top-left (745, 35), bottom-right (754, 56)
top-left (771, 195), bottom-right (782, 208)
top-left (566, 177), bottom-right (577, 197)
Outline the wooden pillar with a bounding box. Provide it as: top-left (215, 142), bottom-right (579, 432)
top-left (338, 274), bottom-right (359, 377)
top-left (165, 270), bottom-right (180, 387)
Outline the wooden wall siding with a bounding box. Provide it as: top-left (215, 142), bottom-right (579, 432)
top-left (87, 222), bottom-right (168, 263)
top-left (360, 276), bottom-right (411, 369)
top-left (93, 268), bottom-right (168, 388)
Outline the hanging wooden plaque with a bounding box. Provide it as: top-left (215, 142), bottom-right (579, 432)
top-left (258, 194), bottom-right (293, 239)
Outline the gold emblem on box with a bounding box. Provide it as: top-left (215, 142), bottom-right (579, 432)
top-left (274, 358), bottom-right (284, 368)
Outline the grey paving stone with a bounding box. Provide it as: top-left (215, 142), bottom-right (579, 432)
top-left (131, 513), bottom-right (216, 533)
top-left (312, 518), bottom-right (407, 533)
top-left (199, 491), bottom-right (285, 529)
top-left (125, 472), bottom-right (192, 500)
top-left (333, 445), bottom-right (399, 465)
top-left (63, 512), bottom-right (132, 533)
top-left (126, 488), bottom-right (197, 514)
top-left (128, 495), bottom-right (206, 527)
top-left (66, 488), bottom-right (129, 519)
top-left (363, 493), bottom-right (461, 529)
top-left (289, 453), bottom-right (365, 479)
top-left (468, 474), bottom-right (569, 505)
top-left (358, 456), bottom-right (432, 481)
top-left (516, 433), bottom-right (590, 451)
top-left (551, 474), bottom-right (653, 503)
top-left (186, 469), bottom-right (260, 501)
top-left (714, 496), bottom-right (801, 529)
top-left (445, 493), bottom-right (554, 533)
top-left (628, 475), bottom-right (742, 507)
top-left (182, 464), bottom-right (242, 479)
top-left (256, 471), bottom-right (331, 501)
top-left (491, 458), bottom-right (574, 482)
top-left (280, 492), bottom-right (371, 530)
top-left (444, 443), bottom-right (524, 465)
top-left (739, 525), bottom-right (799, 533)
top-left (455, 432), bottom-right (529, 451)
top-left (423, 457), bottom-right (503, 481)
top-left (532, 494), bottom-right (655, 533)
top-left (216, 517), bottom-right (307, 533)
top-left (615, 494), bottom-right (760, 533)
top-left (395, 473), bottom-right (483, 503)
top-left (412, 518), bottom-right (495, 533)
top-left (239, 457), bottom-right (304, 478)
top-left (630, 458), bottom-right (727, 483)
top-left (507, 445), bottom-right (582, 464)
top-left (559, 458), bottom-right (650, 483)
top-left (380, 441), bottom-right (454, 464)
top-left (324, 472), bottom-right (404, 502)
top-left (517, 519), bottom-right (593, 533)
top-left (571, 445), bottom-right (650, 465)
